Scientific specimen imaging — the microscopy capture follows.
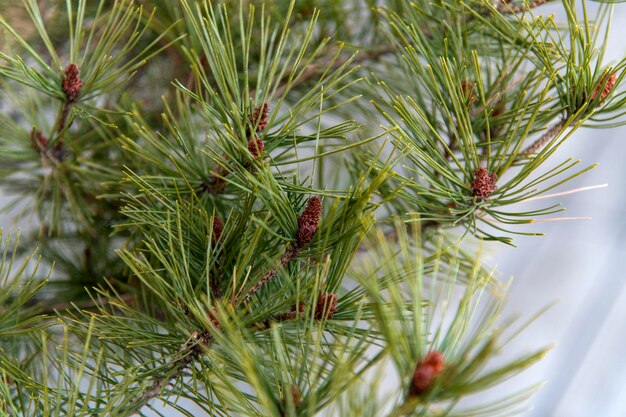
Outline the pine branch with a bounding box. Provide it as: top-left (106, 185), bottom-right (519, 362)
top-left (497, 0), bottom-right (551, 14)
top-left (519, 117), bottom-right (568, 156)
top-left (128, 331), bottom-right (213, 415)
top-left (271, 44), bottom-right (395, 98)
top-left (243, 196), bottom-right (322, 302)
top-left (1, 0), bottom-right (626, 416)
top-left (242, 246), bottom-right (298, 302)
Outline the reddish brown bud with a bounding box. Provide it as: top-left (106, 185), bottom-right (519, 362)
top-left (410, 351), bottom-right (445, 396)
top-left (248, 103), bottom-right (269, 132)
top-left (421, 351), bottom-right (445, 375)
top-left (207, 307), bottom-right (221, 330)
top-left (314, 292), bottom-right (337, 320)
top-left (297, 196), bottom-right (322, 248)
top-left (204, 165), bottom-right (228, 194)
top-left (281, 301), bottom-right (305, 320)
top-left (290, 385), bottom-right (303, 407)
top-left (280, 385), bottom-right (303, 416)
top-left (211, 216), bottom-right (223, 245)
top-left (188, 329), bottom-right (212, 353)
top-left (461, 79), bottom-right (477, 105)
top-left (30, 128), bottom-right (48, 151)
top-left (488, 100), bottom-right (506, 139)
top-left (471, 167), bottom-right (497, 201)
top-left (247, 137), bottom-right (265, 159)
top-left (205, 177), bottom-right (226, 194)
top-left (411, 364), bottom-right (434, 395)
top-left (591, 72), bottom-right (617, 104)
top-left (62, 64), bottom-right (83, 103)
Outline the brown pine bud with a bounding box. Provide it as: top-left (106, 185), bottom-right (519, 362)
top-left (461, 79), bottom-right (477, 106)
top-left (421, 351), bottom-right (445, 375)
top-left (204, 165), bottom-right (228, 194)
top-left (62, 64), bottom-right (83, 103)
top-left (207, 306), bottom-right (221, 330)
top-left (314, 292), bottom-right (337, 320)
top-left (52, 141), bottom-right (65, 161)
top-left (283, 301), bottom-right (306, 320)
top-left (488, 100), bottom-right (506, 139)
top-left (186, 329), bottom-right (212, 355)
top-left (290, 385), bottom-right (302, 407)
top-left (410, 351), bottom-right (445, 396)
top-left (591, 72), bottom-right (617, 104)
top-left (248, 103), bottom-right (269, 132)
top-left (211, 216), bottom-right (223, 245)
top-left (30, 128), bottom-right (48, 151)
top-left (296, 196), bottom-right (322, 248)
top-left (411, 364), bottom-right (434, 395)
top-left (280, 385), bottom-right (303, 416)
top-left (247, 137), bottom-right (265, 159)
top-left (471, 167), bottom-right (497, 201)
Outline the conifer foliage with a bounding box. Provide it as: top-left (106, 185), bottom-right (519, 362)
top-left (0, 1), bottom-right (624, 416)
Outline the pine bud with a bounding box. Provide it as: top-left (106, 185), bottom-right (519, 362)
top-left (296, 196), bottom-right (322, 248)
top-left (591, 72), bottom-right (617, 104)
top-left (62, 64), bottom-right (84, 103)
top-left (283, 301), bottom-right (305, 320)
top-left (461, 79), bottom-right (477, 105)
top-left (290, 385), bottom-right (303, 408)
top-left (421, 351), bottom-right (445, 374)
top-left (247, 137), bottom-right (265, 159)
top-left (471, 167), bottom-right (497, 200)
top-left (280, 385), bottom-right (303, 416)
top-left (204, 165), bottom-right (228, 194)
top-left (410, 351), bottom-right (445, 396)
top-left (30, 128), bottom-right (48, 151)
top-left (52, 141), bottom-right (65, 161)
top-left (314, 292), bottom-right (337, 320)
top-left (211, 216), bottom-right (223, 245)
top-left (187, 329), bottom-right (212, 355)
top-left (207, 306), bottom-right (222, 331)
top-left (248, 103), bottom-right (269, 132)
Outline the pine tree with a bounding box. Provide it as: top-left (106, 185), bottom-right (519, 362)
top-left (0, 0), bottom-right (624, 416)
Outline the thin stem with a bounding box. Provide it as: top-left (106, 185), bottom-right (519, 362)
top-left (128, 331), bottom-right (212, 415)
top-left (257, 44), bottom-right (395, 98)
top-left (386, 396), bottom-right (420, 417)
top-left (56, 101), bottom-right (72, 133)
top-left (519, 118), bottom-right (567, 156)
top-left (243, 246), bottom-right (298, 302)
top-left (497, 0), bottom-right (550, 14)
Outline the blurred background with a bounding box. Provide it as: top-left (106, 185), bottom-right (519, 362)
top-left (1, 2), bottom-right (625, 416)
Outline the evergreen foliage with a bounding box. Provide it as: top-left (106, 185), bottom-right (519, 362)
top-left (0, 1), bottom-right (624, 416)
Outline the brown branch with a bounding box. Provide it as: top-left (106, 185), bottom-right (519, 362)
top-left (131, 287), bottom-right (334, 415)
top-left (242, 196), bottom-right (322, 302)
top-left (519, 118), bottom-right (567, 156)
top-left (263, 44), bottom-right (395, 99)
top-left (129, 330), bottom-right (212, 415)
top-left (497, 0), bottom-right (550, 14)
top-left (57, 102), bottom-right (73, 133)
top-left (242, 246), bottom-right (298, 302)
